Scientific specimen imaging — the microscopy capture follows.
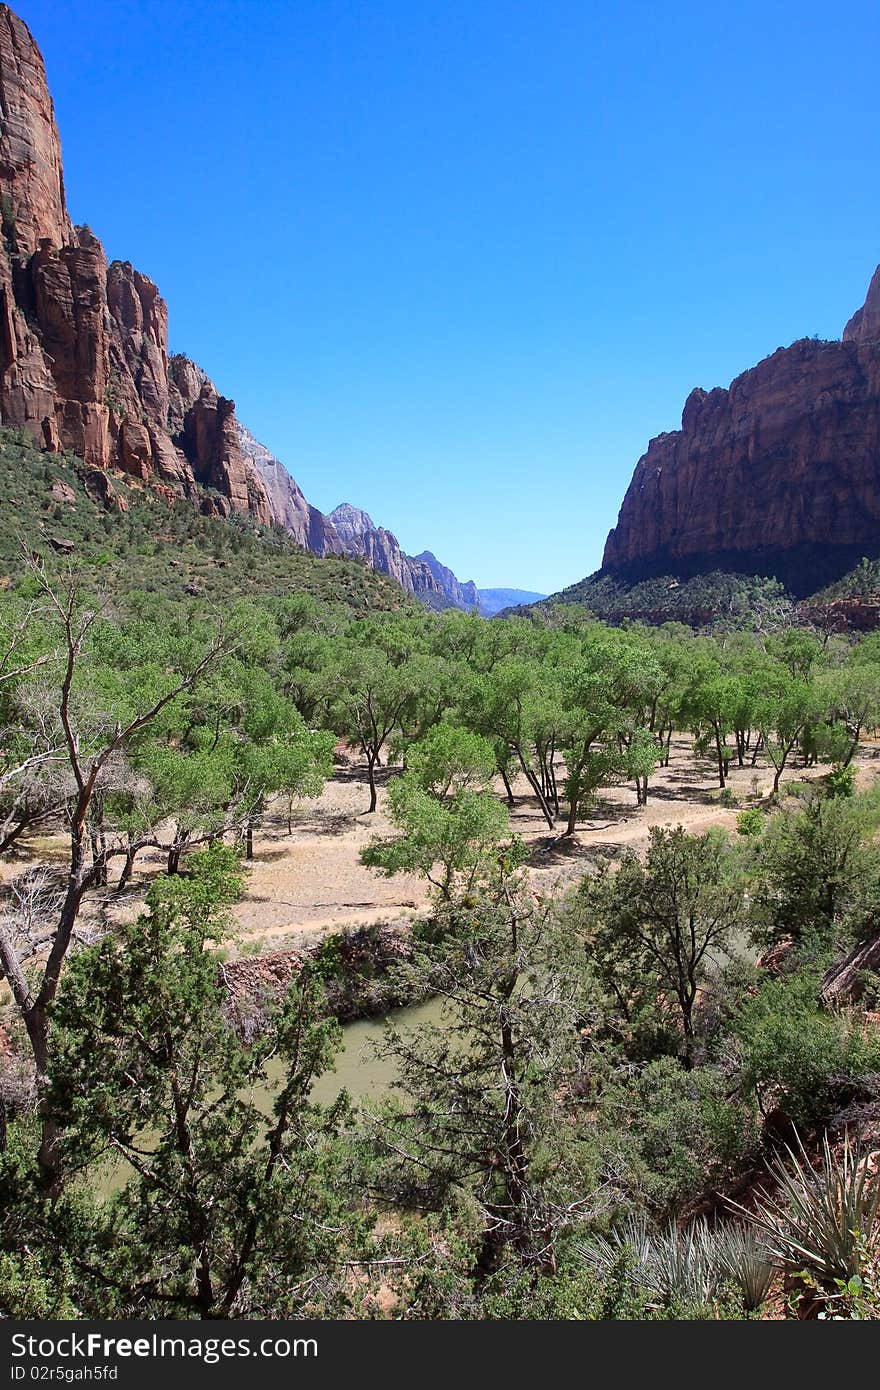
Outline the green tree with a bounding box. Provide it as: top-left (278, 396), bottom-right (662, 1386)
top-left (361, 725), bottom-right (514, 900)
top-left (749, 790), bottom-right (880, 948)
top-left (44, 846), bottom-right (351, 1318)
top-left (579, 827), bottom-right (745, 1065)
top-left (0, 568), bottom-right (231, 1190)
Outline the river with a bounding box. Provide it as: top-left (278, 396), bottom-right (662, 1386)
top-left (95, 994), bottom-right (447, 1197)
top-left (260, 993), bottom-right (448, 1111)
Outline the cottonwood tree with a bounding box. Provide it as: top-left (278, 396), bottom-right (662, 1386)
top-left (819, 663), bottom-right (880, 769)
top-left (361, 724), bottom-right (515, 900)
top-left (756, 676), bottom-right (821, 795)
top-left (460, 658), bottom-right (558, 829)
top-left (325, 639), bottom-right (428, 813)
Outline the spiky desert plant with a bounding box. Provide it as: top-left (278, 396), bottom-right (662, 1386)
top-left (730, 1130), bottom-right (880, 1288)
top-left (578, 1212), bottom-right (653, 1280)
top-left (580, 1215), bottom-right (720, 1305)
top-left (643, 1219), bottom-right (719, 1304)
top-left (714, 1223), bottom-right (775, 1311)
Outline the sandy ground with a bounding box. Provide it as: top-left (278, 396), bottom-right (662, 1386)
top-left (5, 738), bottom-right (880, 963)
top-left (224, 735), bottom-right (880, 951)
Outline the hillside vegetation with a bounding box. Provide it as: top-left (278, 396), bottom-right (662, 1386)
top-left (0, 427), bottom-right (411, 614)
top-left (524, 569), bottom-right (797, 630)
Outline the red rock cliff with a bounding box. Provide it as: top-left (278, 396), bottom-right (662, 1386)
top-left (602, 268), bottom-right (880, 596)
top-left (0, 4), bottom-right (270, 521)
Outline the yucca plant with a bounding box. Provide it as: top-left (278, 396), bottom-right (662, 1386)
top-left (578, 1213), bottom-right (653, 1280)
top-left (713, 1223), bottom-right (775, 1311)
top-left (580, 1215), bottom-right (720, 1306)
top-left (730, 1130), bottom-right (880, 1290)
top-left (643, 1219), bottom-right (719, 1304)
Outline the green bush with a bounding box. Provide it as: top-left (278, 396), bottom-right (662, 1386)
top-left (736, 806), bottom-right (764, 837)
top-left (826, 764), bottom-right (856, 799)
top-left (597, 1057), bottom-right (761, 1212)
top-left (731, 972), bottom-right (880, 1125)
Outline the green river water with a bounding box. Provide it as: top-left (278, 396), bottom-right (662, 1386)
top-left (263, 993), bottom-right (447, 1111)
top-left (96, 995), bottom-right (446, 1196)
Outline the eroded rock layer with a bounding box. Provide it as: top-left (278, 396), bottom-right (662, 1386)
top-left (602, 268), bottom-right (880, 596)
top-left (0, 4), bottom-right (270, 520)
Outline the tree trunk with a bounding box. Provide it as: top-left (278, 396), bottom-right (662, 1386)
top-left (713, 723), bottom-right (726, 788)
top-left (499, 764), bottom-right (515, 807)
top-left (116, 840), bottom-right (138, 893)
top-left (516, 747), bottom-right (554, 828)
top-left (367, 751), bottom-right (378, 813)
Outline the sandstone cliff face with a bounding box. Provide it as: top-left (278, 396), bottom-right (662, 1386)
top-left (328, 504), bottom-right (438, 597)
top-left (239, 425), bottom-right (343, 554)
top-left (0, 4), bottom-right (269, 520)
top-left (413, 550), bottom-right (478, 610)
top-left (602, 267), bottom-right (880, 596)
top-left (0, 4), bottom-right (480, 607)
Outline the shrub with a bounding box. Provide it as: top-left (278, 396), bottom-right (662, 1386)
top-left (731, 972), bottom-right (880, 1125)
top-left (736, 807), bottom-right (764, 837)
top-left (826, 763), bottom-right (856, 799)
top-left (730, 1130), bottom-right (880, 1296)
top-left (597, 1057), bottom-right (761, 1211)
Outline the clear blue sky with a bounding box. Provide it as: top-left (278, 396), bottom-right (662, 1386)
top-left (14, 0), bottom-right (880, 593)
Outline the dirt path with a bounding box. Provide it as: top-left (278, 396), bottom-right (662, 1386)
top-left (6, 739), bottom-right (880, 961)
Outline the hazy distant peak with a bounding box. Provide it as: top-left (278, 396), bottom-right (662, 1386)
top-left (329, 503), bottom-right (377, 538)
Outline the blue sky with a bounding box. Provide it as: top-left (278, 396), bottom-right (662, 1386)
top-left (15, 0), bottom-right (880, 593)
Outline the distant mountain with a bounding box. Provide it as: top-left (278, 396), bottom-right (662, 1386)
top-left (478, 588), bottom-right (547, 617)
top-left (243, 438), bottom-right (480, 611)
top-left (327, 503), bottom-right (439, 601)
top-left (414, 551), bottom-right (479, 612)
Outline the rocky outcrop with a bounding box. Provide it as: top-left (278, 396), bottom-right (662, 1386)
top-left (843, 266), bottom-right (880, 348)
top-left (238, 425), bottom-right (343, 554)
top-left (222, 922), bottom-right (419, 1040)
top-left (821, 930), bottom-right (880, 1005)
top-left (328, 503), bottom-right (452, 602)
top-left (601, 267), bottom-right (880, 597)
top-left (0, 5), bottom-right (270, 521)
top-left (329, 504), bottom-right (426, 595)
top-left (798, 595), bottom-right (880, 634)
top-left (413, 551), bottom-right (478, 611)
